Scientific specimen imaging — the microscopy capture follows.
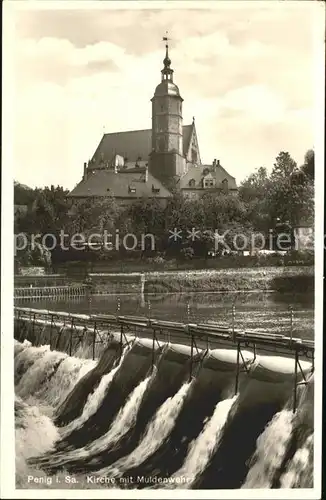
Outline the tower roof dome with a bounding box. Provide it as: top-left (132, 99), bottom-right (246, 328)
top-left (154, 80), bottom-right (180, 97)
top-left (153, 37), bottom-right (182, 98)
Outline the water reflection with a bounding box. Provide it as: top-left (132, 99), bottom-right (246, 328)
top-left (16, 291), bottom-right (314, 341)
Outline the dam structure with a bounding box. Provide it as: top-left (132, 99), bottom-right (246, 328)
top-left (14, 306), bottom-right (314, 414)
top-left (14, 300), bottom-right (315, 490)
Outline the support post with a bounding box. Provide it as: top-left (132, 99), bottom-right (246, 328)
top-left (235, 341), bottom-right (241, 394)
top-left (293, 349), bottom-right (299, 413)
top-left (140, 273), bottom-right (145, 308)
top-left (189, 335), bottom-right (194, 382)
top-left (120, 324), bottom-right (124, 358)
top-left (69, 318), bottom-right (74, 356)
top-left (290, 306), bottom-right (294, 342)
top-left (151, 329), bottom-right (156, 372)
top-left (50, 315), bottom-right (54, 349)
top-left (232, 304), bottom-right (236, 342)
top-left (32, 313), bottom-right (36, 343)
top-left (92, 322), bottom-right (97, 360)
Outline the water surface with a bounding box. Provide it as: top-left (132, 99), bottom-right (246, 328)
top-left (16, 291), bottom-right (314, 341)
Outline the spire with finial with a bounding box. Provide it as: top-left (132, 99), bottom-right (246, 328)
top-left (161, 31), bottom-right (173, 82)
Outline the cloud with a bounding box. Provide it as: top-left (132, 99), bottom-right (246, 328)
top-left (10, 4), bottom-right (320, 189)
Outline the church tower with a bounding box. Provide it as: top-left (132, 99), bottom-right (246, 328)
top-left (149, 39), bottom-right (186, 186)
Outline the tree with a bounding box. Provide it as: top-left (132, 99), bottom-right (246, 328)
top-left (239, 166), bottom-right (269, 203)
top-left (301, 149), bottom-right (314, 181)
top-left (67, 196), bottom-right (120, 237)
top-left (267, 152), bottom-right (314, 226)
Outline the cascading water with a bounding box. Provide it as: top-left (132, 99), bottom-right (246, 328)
top-left (165, 394), bottom-right (239, 489)
top-left (14, 339), bottom-right (315, 490)
top-left (15, 344), bottom-right (51, 384)
top-left (101, 380), bottom-right (193, 477)
top-left (241, 409), bottom-right (294, 488)
top-left (16, 350), bottom-right (67, 399)
top-left (60, 347), bottom-right (129, 439)
top-left (15, 396), bottom-right (60, 486)
top-left (35, 356), bottom-right (96, 408)
top-left (280, 433), bottom-right (314, 488)
top-left (45, 373), bottom-right (153, 468)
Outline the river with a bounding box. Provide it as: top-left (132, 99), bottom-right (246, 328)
top-left (15, 290), bottom-right (314, 341)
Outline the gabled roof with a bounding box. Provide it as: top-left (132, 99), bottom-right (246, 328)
top-left (182, 125), bottom-right (193, 158)
top-left (180, 163), bottom-right (238, 191)
top-left (90, 125), bottom-right (194, 166)
top-left (68, 168), bottom-right (171, 199)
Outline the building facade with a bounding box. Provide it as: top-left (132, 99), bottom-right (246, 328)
top-left (68, 41), bottom-right (237, 204)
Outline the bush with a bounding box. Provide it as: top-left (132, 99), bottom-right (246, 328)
top-left (181, 247), bottom-right (195, 260)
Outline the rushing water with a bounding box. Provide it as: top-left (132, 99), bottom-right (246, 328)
top-left (13, 288), bottom-right (314, 490)
top-left (15, 290), bottom-right (314, 340)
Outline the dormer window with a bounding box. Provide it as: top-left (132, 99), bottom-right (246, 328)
top-left (222, 178), bottom-right (229, 192)
top-left (189, 178), bottom-right (196, 187)
top-left (152, 185), bottom-right (160, 194)
top-left (203, 178), bottom-right (215, 188)
top-left (129, 186), bottom-right (136, 194)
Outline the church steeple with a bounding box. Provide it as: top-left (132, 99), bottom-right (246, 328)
top-left (161, 38), bottom-right (174, 82)
top-left (149, 35), bottom-right (186, 185)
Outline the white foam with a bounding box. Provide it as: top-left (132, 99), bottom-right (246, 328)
top-left (167, 395), bottom-right (239, 488)
top-left (242, 409), bottom-right (294, 488)
top-left (101, 381), bottom-right (193, 476)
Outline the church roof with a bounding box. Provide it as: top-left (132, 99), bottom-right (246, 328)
top-left (68, 168), bottom-right (171, 199)
top-left (91, 125), bottom-right (193, 166)
top-left (154, 81), bottom-right (181, 98)
top-left (180, 162), bottom-right (238, 191)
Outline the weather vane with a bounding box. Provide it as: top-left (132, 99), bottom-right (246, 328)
top-left (162, 31), bottom-right (170, 47)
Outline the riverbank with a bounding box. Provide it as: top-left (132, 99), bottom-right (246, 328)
top-left (14, 266), bottom-right (314, 295)
top-left (143, 267), bottom-right (314, 294)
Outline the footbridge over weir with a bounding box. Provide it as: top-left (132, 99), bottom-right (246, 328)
top-left (14, 306), bottom-right (314, 413)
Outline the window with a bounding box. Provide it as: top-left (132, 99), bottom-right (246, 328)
top-left (204, 179), bottom-right (214, 188)
top-left (189, 178), bottom-right (196, 187)
top-left (128, 186), bottom-right (136, 194)
top-left (222, 178), bottom-right (229, 192)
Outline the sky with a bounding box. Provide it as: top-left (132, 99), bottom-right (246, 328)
top-left (8, 1), bottom-right (323, 190)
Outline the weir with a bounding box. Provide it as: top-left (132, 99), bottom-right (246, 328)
top-left (14, 285), bottom-right (89, 300)
top-left (14, 306), bottom-right (314, 413)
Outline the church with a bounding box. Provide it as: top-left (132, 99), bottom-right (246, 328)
top-left (68, 40), bottom-right (237, 205)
